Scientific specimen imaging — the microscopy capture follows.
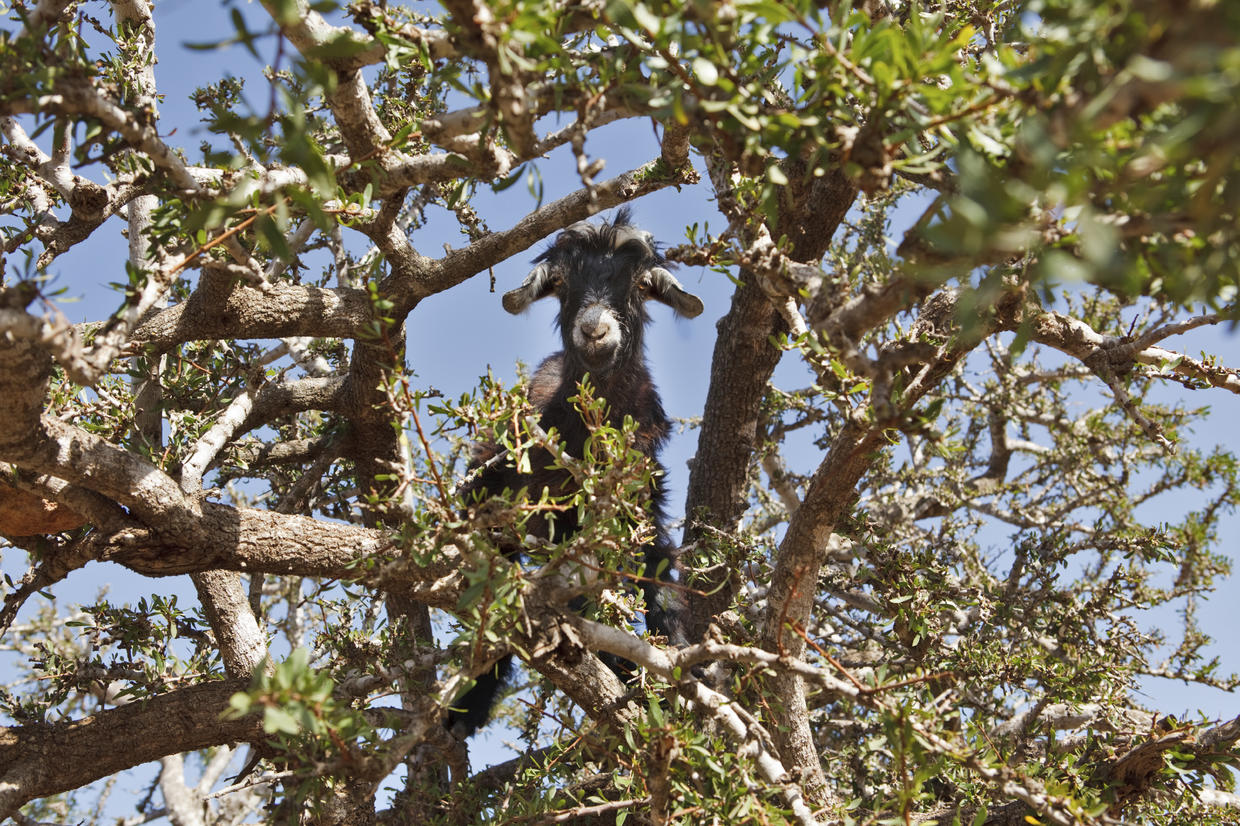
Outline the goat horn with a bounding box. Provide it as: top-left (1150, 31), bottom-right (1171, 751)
top-left (502, 263), bottom-right (557, 314)
top-left (645, 267), bottom-right (704, 319)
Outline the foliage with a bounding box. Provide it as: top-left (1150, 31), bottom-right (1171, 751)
top-left (0, 0), bottom-right (1237, 824)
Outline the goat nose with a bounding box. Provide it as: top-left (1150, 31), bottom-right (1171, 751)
top-left (581, 320), bottom-right (608, 340)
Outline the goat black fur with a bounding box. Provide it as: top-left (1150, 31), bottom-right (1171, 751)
top-left (448, 208), bottom-right (702, 738)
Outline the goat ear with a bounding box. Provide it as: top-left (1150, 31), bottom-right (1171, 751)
top-left (642, 267), bottom-right (704, 319)
top-left (502, 263), bottom-right (558, 314)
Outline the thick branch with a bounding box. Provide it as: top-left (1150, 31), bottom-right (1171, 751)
top-left (1, 83), bottom-right (197, 190)
top-left (391, 157), bottom-right (695, 310)
top-left (0, 680), bottom-right (260, 820)
top-left (441, 0), bottom-right (537, 158)
top-left (106, 503), bottom-right (448, 582)
top-left (131, 282), bottom-right (375, 346)
top-left (1007, 307), bottom-right (1240, 396)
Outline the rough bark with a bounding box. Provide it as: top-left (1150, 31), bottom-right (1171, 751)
top-left (0, 680), bottom-right (258, 820)
top-left (682, 163), bottom-right (858, 640)
top-left (131, 283), bottom-right (376, 346)
top-left (192, 570), bottom-right (269, 678)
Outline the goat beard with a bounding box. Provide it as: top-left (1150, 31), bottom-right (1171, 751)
top-left (576, 341), bottom-right (621, 372)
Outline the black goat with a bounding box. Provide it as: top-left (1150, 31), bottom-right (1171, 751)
top-left (448, 208), bottom-right (703, 738)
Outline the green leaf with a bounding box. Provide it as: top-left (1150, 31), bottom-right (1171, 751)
top-left (630, 3), bottom-right (661, 34)
top-left (306, 32), bottom-right (369, 60)
top-left (268, 0), bottom-right (302, 27)
top-left (231, 8), bottom-right (261, 61)
top-left (228, 692), bottom-right (253, 715)
top-left (693, 56), bottom-right (719, 86)
top-left (263, 706), bottom-right (301, 735)
top-left (256, 213), bottom-right (293, 262)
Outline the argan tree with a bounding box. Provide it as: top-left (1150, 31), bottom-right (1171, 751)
top-left (1, 0), bottom-right (1237, 823)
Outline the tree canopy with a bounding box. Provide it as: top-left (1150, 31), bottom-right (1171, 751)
top-left (1, 0), bottom-right (1238, 824)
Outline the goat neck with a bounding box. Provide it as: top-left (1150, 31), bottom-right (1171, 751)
top-left (529, 352), bottom-right (671, 459)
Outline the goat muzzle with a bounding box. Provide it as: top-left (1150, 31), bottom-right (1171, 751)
top-left (572, 304), bottom-right (622, 368)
